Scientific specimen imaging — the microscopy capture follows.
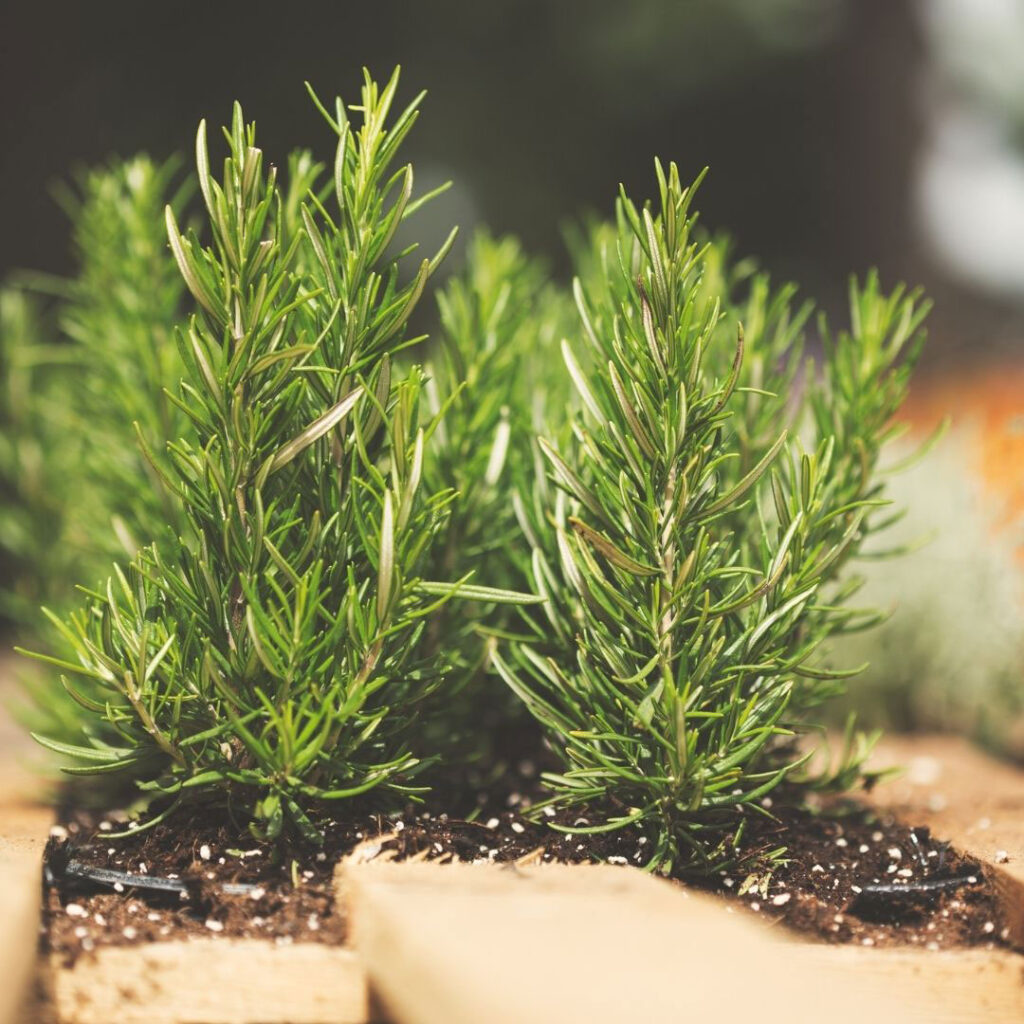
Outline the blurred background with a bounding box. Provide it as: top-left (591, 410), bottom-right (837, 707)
top-left (0, 1), bottom-right (989, 333)
top-left (2, 0), bottom-right (1023, 359)
top-left (2, 0), bottom-right (1023, 755)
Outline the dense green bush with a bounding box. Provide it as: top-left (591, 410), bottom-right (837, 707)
top-left (10, 70), bottom-right (927, 864)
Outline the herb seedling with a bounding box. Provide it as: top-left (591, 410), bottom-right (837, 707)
top-left (22, 70), bottom-right (531, 842)
top-left (495, 162), bottom-right (931, 873)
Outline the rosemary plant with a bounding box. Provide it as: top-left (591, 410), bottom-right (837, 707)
top-left (24, 70), bottom-right (530, 841)
top-left (1, 158), bottom-right (197, 756)
top-left (51, 157), bottom-right (190, 563)
top-left (420, 232), bottom-right (573, 760)
top-left (494, 162), bottom-right (929, 873)
top-left (13, 70), bottom-right (932, 859)
top-left (1, 159), bottom-right (188, 623)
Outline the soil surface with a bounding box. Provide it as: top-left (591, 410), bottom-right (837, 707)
top-left (43, 768), bottom-right (1013, 962)
top-left (695, 803), bottom-right (1008, 949)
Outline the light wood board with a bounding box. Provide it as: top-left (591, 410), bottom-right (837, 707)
top-left (342, 860), bottom-right (1024, 1024)
top-left (0, 655), bottom-right (55, 1024)
top-left (44, 940), bottom-right (371, 1024)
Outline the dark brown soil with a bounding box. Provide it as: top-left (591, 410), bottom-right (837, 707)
top-left (693, 804), bottom-right (1009, 949)
top-left (43, 809), bottom-right (349, 966)
top-left (43, 785), bottom-right (1013, 963)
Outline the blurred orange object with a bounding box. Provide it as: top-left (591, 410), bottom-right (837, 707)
top-left (903, 362), bottom-right (1024, 552)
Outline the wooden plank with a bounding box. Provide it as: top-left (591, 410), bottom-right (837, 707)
top-left (0, 803), bottom-right (53, 1024)
top-left (43, 940), bottom-right (372, 1024)
top-left (343, 861), bottom-right (1022, 1024)
top-left (0, 655), bottom-right (54, 1024)
top-left (803, 946), bottom-right (1024, 1023)
top-left (865, 734), bottom-right (1024, 946)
